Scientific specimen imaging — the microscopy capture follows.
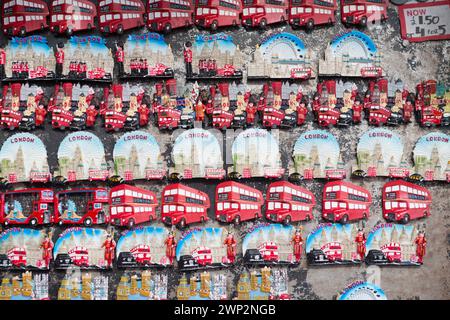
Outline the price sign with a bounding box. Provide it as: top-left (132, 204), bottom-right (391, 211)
top-left (398, 1), bottom-right (450, 42)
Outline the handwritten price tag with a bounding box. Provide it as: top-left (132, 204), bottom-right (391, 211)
top-left (398, 1), bottom-right (450, 42)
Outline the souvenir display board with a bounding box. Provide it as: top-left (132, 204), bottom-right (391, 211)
top-left (4, 36), bottom-right (55, 81)
top-left (337, 281), bottom-right (387, 300)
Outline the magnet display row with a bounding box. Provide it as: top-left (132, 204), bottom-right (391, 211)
top-left (2, 0), bottom-right (388, 38)
top-left (0, 128), bottom-right (448, 187)
top-left (0, 269), bottom-right (387, 300)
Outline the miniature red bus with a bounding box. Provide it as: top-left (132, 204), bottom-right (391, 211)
top-left (242, 0), bottom-right (288, 28)
top-left (98, 0), bottom-right (145, 34)
top-left (68, 246), bottom-right (89, 266)
top-left (2, 0), bottom-right (49, 36)
top-left (258, 241), bottom-right (279, 262)
top-left (415, 80), bottom-right (446, 127)
top-left (380, 242), bottom-right (401, 263)
top-left (7, 248), bottom-right (27, 267)
top-left (192, 246), bottom-right (212, 266)
top-left (195, 0), bottom-right (241, 30)
top-left (109, 184), bottom-right (158, 228)
top-left (322, 181), bottom-right (372, 224)
top-left (321, 242), bottom-right (342, 261)
top-left (50, 0), bottom-right (97, 35)
top-left (0, 189), bottom-right (54, 226)
top-left (161, 183), bottom-right (210, 229)
top-left (55, 189), bottom-right (109, 226)
top-left (382, 180), bottom-right (432, 224)
top-left (147, 0), bottom-right (194, 33)
top-left (215, 181), bottom-right (263, 225)
top-left (289, 0), bottom-right (337, 30)
top-left (266, 181), bottom-right (315, 224)
top-left (157, 106), bottom-right (181, 130)
top-left (341, 0), bottom-right (387, 27)
top-left (130, 244), bottom-right (151, 264)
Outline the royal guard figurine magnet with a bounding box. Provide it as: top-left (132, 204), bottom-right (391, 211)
top-left (40, 231), bottom-right (54, 269)
top-left (291, 226), bottom-right (304, 263)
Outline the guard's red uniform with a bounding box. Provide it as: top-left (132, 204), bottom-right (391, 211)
top-left (86, 106), bottom-right (98, 127)
top-left (297, 104), bottom-right (307, 125)
top-left (35, 105), bottom-right (47, 126)
top-left (292, 234), bottom-right (303, 262)
top-left (183, 48), bottom-right (192, 63)
top-left (115, 47), bottom-right (124, 63)
top-left (353, 102), bottom-right (362, 123)
top-left (0, 49), bottom-right (6, 65)
top-left (40, 238), bottom-right (54, 268)
top-left (195, 102), bottom-right (205, 121)
top-left (164, 234), bottom-right (176, 264)
top-left (102, 238), bottom-right (116, 267)
top-left (354, 232), bottom-right (366, 261)
top-left (224, 235), bottom-right (236, 263)
top-left (55, 49), bottom-right (64, 64)
top-left (138, 104), bottom-right (150, 126)
top-left (246, 103), bottom-right (257, 125)
top-left (415, 234), bottom-right (427, 263)
top-left (403, 100), bottom-right (413, 123)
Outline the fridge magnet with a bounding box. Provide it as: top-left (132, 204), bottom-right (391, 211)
top-left (289, 129), bottom-right (346, 181)
top-left (54, 188), bottom-right (109, 227)
top-left (146, 0), bottom-right (193, 33)
top-left (116, 271), bottom-right (168, 300)
top-left (53, 227), bottom-right (116, 270)
top-left (2, 0), bottom-right (49, 36)
top-left (230, 128), bottom-right (284, 179)
top-left (176, 227), bottom-right (235, 270)
top-left (337, 281), bottom-right (387, 300)
top-left (364, 78), bottom-right (413, 126)
top-left (176, 271), bottom-right (227, 300)
top-left (58, 36), bottom-right (113, 82)
top-left (49, 0), bottom-right (97, 36)
top-left (0, 228), bottom-right (53, 269)
top-left (415, 80), bottom-right (449, 127)
top-left (247, 32), bottom-right (314, 80)
top-left (260, 81), bottom-right (308, 129)
top-left (242, 223), bottom-right (301, 266)
top-left (154, 80), bottom-right (182, 130)
top-left (235, 267), bottom-right (290, 300)
top-left (340, 0), bottom-right (387, 27)
top-left (322, 181), bottom-right (372, 224)
top-left (312, 80), bottom-right (363, 127)
top-left (289, 0), bottom-right (337, 30)
top-left (319, 31), bottom-right (384, 78)
top-left (194, 0), bottom-right (241, 30)
top-left (241, 1), bottom-right (288, 29)
top-left (215, 181), bottom-right (264, 225)
top-left (0, 272), bottom-right (49, 300)
top-left (57, 271), bottom-right (109, 300)
top-left (412, 132), bottom-right (450, 182)
top-left (49, 83), bottom-right (101, 130)
top-left (352, 128), bottom-right (410, 179)
top-left (170, 128), bottom-right (225, 180)
top-left (116, 226), bottom-right (175, 268)
top-left (161, 183), bottom-right (210, 229)
top-left (109, 184), bottom-right (158, 228)
top-left (0, 189), bottom-right (54, 226)
top-left (112, 131), bottom-right (166, 182)
top-left (117, 33), bottom-right (174, 80)
top-left (382, 180), bottom-right (432, 224)
top-left (4, 36), bottom-right (55, 81)
top-left (184, 33), bottom-right (244, 81)
top-left (365, 223), bottom-right (427, 265)
top-left (211, 83), bottom-right (236, 130)
top-left (0, 133), bottom-right (51, 184)
top-left (265, 181), bottom-right (315, 225)
top-left (103, 84), bottom-right (152, 132)
top-left (54, 131), bottom-right (109, 183)
top-left (0, 83), bottom-right (48, 131)
top-left (306, 223), bottom-right (366, 265)
top-left (98, 0), bottom-right (145, 34)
